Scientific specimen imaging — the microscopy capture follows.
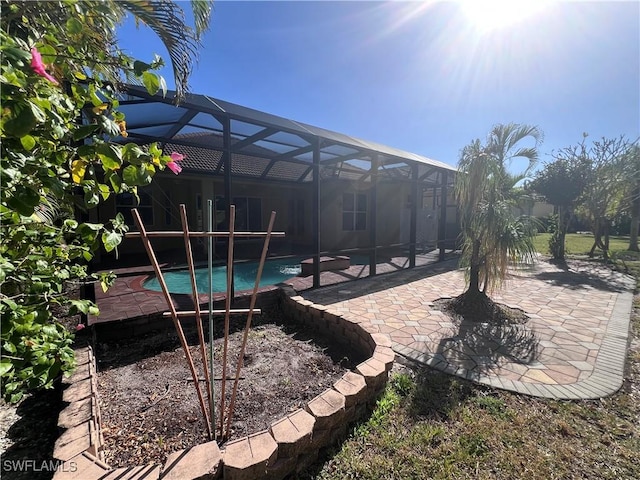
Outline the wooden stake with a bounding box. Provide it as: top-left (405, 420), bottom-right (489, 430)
top-left (224, 211), bottom-right (277, 439)
top-left (179, 205), bottom-right (213, 429)
top-left (162, 309), bottom-right (261, 317)
top-left (218, 205), bottom-right (235, 438)
top-left (132, 209), bottom-right (212, 439)
top-left (125, 231), bottom-right (285, 238)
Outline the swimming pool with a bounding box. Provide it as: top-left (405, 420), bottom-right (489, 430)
top-left (143, 257), bottom-right (306, 294)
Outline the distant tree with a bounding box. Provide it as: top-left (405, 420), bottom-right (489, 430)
top-left (528, 153), bottom-right (590, 260)
top-left (571, 136), bottom-right (632, 261)
top-left (624, 145), bottom-right (640, 252)
top-left (453, 123), bottom-right (541, 316)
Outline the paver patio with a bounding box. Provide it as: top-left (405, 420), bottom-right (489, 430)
top-left (296, 258), bottom-right (635, 400)
top-left (91, 252), bottom-right (634, 400)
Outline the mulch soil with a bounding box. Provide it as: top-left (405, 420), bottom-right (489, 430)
top-left (95, 309), bottom-right (363, 467)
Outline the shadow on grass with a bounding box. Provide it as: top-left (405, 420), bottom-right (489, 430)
top-left (409, 368), bottom-right (477, 420)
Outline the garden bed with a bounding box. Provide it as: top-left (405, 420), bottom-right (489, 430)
top-left (95, 309), bottom-right (365, 467)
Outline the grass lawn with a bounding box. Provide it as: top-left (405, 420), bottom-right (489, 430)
top-left (301, 235), bottom-right (640, 480)
top-left (532, 233), bottom-right (634, 257)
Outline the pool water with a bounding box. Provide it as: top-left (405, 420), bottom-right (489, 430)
top-left (143, 257), bottom-right (306, 294)
top-left (143, 255), bottom-right (370, 294)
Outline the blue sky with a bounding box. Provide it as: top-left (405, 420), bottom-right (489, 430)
top-left (118, 1), bottom-right (639, 170)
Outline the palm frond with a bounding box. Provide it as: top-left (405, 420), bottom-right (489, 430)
top-left (119, 0), bottom-right (211, 100)
top-left (191, 0), bottom-right (213, 40)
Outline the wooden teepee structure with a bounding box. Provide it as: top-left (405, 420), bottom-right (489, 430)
top-left (127, 203), bottom-right (283, 441)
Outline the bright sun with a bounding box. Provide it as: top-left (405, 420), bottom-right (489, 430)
top-left (459, 0), bottom-right (552, 32)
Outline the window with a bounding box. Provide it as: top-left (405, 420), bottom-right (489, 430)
top-left (215, 196), bottom-right (262, 231)
top-left (342, 192), bottom-right (367, 231)
top-left (116, 190), bottom-right (153, 226)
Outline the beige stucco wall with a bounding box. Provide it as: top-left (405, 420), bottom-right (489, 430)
top-left (99, 173), bottom-right (457, 262)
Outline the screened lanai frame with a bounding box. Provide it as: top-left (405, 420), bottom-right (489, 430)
top-left (117, 84), bottom-right (457, 288)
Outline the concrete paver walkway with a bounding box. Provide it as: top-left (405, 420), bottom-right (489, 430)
top-left (297, 258), bottom-right (635, 400)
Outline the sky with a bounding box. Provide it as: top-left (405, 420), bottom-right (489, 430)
top-left (117, 0), bottom-right (640, 170)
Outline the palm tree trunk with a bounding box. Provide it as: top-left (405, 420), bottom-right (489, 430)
top-left (467, 239), bottom-right (482, 295)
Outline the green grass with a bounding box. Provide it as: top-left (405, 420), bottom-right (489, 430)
top-left (299, 234), bottom-right (640, 480)
top-left (534, 233), bottom-right (640, 288)
top-left (305, 364), bottom-right (639, 480)
top-left (533, 233), bottom-right (633, 257)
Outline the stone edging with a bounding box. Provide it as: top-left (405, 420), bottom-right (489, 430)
top-left (52, 290), bottom-right (394, 479)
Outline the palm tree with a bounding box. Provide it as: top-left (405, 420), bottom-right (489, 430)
top-left (453, 123), bottom-right (542, 316)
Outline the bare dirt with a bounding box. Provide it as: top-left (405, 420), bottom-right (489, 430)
top-left (95, 309), bottom-right (363, 468)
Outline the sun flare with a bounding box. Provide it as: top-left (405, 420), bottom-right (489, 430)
top-left (459, 0), bottom-right (552, 32)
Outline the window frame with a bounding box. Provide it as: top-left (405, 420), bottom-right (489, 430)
top-left (342, 191), bottom-right (367, 231)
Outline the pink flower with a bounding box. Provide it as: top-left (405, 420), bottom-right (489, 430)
top-left (167, 152), bottom-right (184, 175)
top-left (75, 323), bottom-right (86, 332)
top-left (30, 47), bottom-right (59, 85)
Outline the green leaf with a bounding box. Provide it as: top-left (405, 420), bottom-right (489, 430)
top-left (98, 184), bottom-right (110, 200)
top-left (112, 212), bottom-right (127, 230)
top-left (97, 116), bottom-right (121, 137)
top-left (72, 124), bottom-right (99, 141)
top-left (142, 71), bottom-right (160, 96)
top-left (102, 230), bottom-right (122, 252)
top-left (6, 186), bottom-right (40, 216)
top-left (66, 17), bottom-right (83, 35)
top-left (4, 106), bottom-right (36, 137)
top-left (84, 190), bottom-right (99, 207)
top-left (19, 135), bottom-right (36, 150)
top-left (122, 165), bottom-right (138, 186)
top-left (122, 143), bottom-right (145, 164)
top-left (77, 223), bottom-right (102, 245)
top-left (133, 60), bottom-right (152, 76)
top-left (37, 44), bottom-right (57, 64)
top-left (69, 299), bottom-right (92, 315)
top-left (122, 165), bottom-right (151, 186)
top-left (106, 172), bottom-right (122, 193)
top-left (28, 101), bottom-right (46, 123)
top-left (2, 47), bottom-right (31, 61)
top-left (96, 144), bottom-right (122, 170)
top-left (88, 84), bottom-right (104, 107)
top-left (0, 358), bottom-right (14, 376)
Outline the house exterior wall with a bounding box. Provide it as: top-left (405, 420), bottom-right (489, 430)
top-left (531, 201), bottom-right (554, 218)
top-left (98, 172), bottom-right (456, 265)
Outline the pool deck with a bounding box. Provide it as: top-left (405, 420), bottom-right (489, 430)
top-left (89, 251), bottom-right (446, 325)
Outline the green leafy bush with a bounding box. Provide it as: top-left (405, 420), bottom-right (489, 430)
top-left (0, 0), bottom-right (204, 402)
